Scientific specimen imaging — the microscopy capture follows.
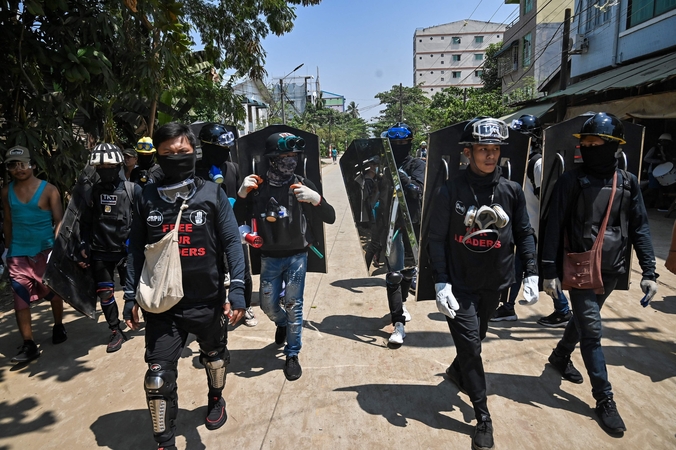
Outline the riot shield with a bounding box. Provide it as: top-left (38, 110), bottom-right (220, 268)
top-left (43, 170), bottom-right (98, 319)
top-left (417, 122), bottom-right (531, 301)
top-left (339, 138), bottom-right (419, 276)
top-left (540, 114), bottom-right (645, 291)
top-left (235, 125), bottom-right (326, 274)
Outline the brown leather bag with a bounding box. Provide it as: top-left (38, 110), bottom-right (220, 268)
top-left (561, 172), bottom-right (617, 294)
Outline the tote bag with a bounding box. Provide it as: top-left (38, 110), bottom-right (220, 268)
top-left (562, 173), bottom-right (617, 294)
top-left (136, 201), bottom-right (188, 313)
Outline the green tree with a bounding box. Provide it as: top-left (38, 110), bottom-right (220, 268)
top-left (480, 42), bottom-right (503, 93)
top-left (371, 84), bottom-right (432, 148)
top-left (428, 87), bottom-right (513, 130)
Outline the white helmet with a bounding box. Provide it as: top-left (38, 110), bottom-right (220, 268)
top-left (89, 143), bottom-right (123, 166)
top-left (659, 133), bottom-right (672, 142)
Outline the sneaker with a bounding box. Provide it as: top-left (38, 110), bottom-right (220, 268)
top-left (490, 304), bottom-right (517, 322)
top-left (11, 341), bottom-right (40, 364)
top-left (275, 325), bottom-right (287, 346)
top-left (52, 323), bottom-right (68, 344)
top-left (205, 396), bottom-right (227, 430)
top-left (388, 322), bottom-right (406, 345)
top-left (538, 310), bottom-right (572, 328)
top-left (244, 307), bottom-right (258, 327)
top-left (402, 305), bottom-right (412, 322)
top-left (106, 328), bottom-right (127, 353)
top-left (548, 350), bottom-right (583, 384)
top-left (473, 415), bottom-right (495, 450)
top-left (284, 355), bottom-right (302, 381)
top-left (595, 397), bottom-right (626, 434)
top-left (445, 364), bottom-right (468, 395)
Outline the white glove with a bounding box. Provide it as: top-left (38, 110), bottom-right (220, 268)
top-left (293, 184), bottom-right (321, 206)
top-left (640, 278), bottom-right (658, 306)
top-left (237, 175), bottom-right (261, 198)
top-left (521, 275), bottom-right (539, 305)
top-left (435, 283), bottom-right (459, 319)
top-left (544, 278), bottom-right (563, 300)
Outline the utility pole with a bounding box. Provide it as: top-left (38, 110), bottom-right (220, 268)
top-left (560, 8), bottom-right (571, 92)
top-left (280, 78), bottom-right (285, 125)
top-left (398, 83), bottom-right (403, 122)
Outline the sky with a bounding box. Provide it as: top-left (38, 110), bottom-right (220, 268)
top-left (259, 0), bottom-right (520, 121)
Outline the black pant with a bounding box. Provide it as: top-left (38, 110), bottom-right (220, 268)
top-left (446, 289), bottom-right (502, 421)
top-left (93, 259), bottom-right (123, 330)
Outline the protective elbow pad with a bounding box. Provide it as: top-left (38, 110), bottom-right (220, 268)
top-left (144, 365), bottom-right (178, 435)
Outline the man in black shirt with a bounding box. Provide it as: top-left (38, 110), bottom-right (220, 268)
top-left (124, 123), bottom-right (246, 450)
top-left (427, 117), bottom-right (538, 450)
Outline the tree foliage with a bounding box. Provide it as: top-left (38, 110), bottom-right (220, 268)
top-left (0, 0), bottom-right (321, 195)
top-left (480, 42), bottom-right (503, 93)
top-left (371, 84), bottom-right (432, 148)
top-left (427, 87), bottom-right (513, 130)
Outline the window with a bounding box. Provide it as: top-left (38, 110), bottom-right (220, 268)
top-left (441, 61), bottom-right (444, 64)
top-left (474, 53), bottom-right (484, 61)
top-left (441, 70), bottom-right (445, 74)
top-left (452, 71), bottom-right (461, 78)
top-left (441, 77), bottom-right (445, 81)
top-left (430, 54), bottom-right (434, 57)
top-left (523, 32), bottom-right (532, 67)
top-left (419, 39), bottom-right (422, 42)
top-left (474, 36), bottom-right (484, 43)
top-left (524, 0), bottom-right (533, 14)
top-left (430, 37), bottom-right (433, 40)
top-left (441, 36), bottom-right (445, 40)
top-left (452, 37), bottom-right (461, 44)
top-left (475, 70), bottom-right (483, 77)
top-left (419, 56), bottom-right (422, 60)
top-left (430, 71), bottom-right (434, 74)
top-left (626, 0), bottom-right (675, 28)
top-left (430, 88), bottom-right (434, 91)
top-left (581, 0), bottom-right (611, 32)
top-left (441, 53), bottom-right (444, 57)
top-left (452, 54), bottom-right (461, 61)
top-left (511, 45), bottom-right (519, 72)
top-left (497, 34), bottom-right (500, 38)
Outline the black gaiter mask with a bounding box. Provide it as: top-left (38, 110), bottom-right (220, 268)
top-left (580, 141), bottom-right (619, 178)
top-left (156, 153), bottom-right (196, 184)
top-left (96, 167), bottom-right (121, 185)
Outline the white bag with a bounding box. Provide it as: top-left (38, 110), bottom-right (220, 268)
top-left (136, 201), bottom-right (188, 313)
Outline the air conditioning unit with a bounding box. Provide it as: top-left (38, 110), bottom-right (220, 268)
top-left (569, 34), bottom-right (589, 54)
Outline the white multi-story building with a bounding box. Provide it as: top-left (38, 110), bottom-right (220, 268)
top-left (413, 19), bottom-right (507, 96)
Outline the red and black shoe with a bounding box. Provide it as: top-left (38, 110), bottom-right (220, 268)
top-left (205, 396), bottom-right (227, 430)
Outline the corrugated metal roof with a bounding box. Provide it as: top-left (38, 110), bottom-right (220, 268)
top-left (546, 51), bottom-right (676, 100)
top-left (499, 101), bottom-right (557, 123)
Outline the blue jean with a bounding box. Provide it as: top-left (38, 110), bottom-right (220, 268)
top-left (386, 231), bottom-right (405, 272)
top-left (260, 253), bottom-right (307, 357)
top-left (555, 276), bottom-right (618, 401)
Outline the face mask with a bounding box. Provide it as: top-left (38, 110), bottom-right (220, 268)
top-left (201, 143), bottom-right (229, 168)
top-left (137, 153), bottom-right (155, 170)
top-left (157, 153), bottom-right (196, 184)
top-left (97, 167), bottom-right (120, 184)
top-left (267, 155), bottom-right (298, 186)
top-left (580, 141), bottom-right (619, 176)
top-left (391, 142), bottom-right (412, 167)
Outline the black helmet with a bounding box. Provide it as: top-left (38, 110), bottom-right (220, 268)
top-left (89, 143), bottom-right (123, 166)
top-left (459, 117), bottom-right (509, 146)
top-left (511, 114), bottom-right (542, 138)
top-left (265, 132), bottom-right (305, 155)
top-left (199, 123), bottom-right (237, 148)
top-left (383, 123), bottom-right (413, 141)
top-left (573, 112), bottom-right (626, 144)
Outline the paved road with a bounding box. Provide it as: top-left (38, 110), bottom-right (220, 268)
top-left (1, 159), bottom-right (675, 449)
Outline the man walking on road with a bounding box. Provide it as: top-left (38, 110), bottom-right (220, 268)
top-left (2, 145), bottom-right (67, 363)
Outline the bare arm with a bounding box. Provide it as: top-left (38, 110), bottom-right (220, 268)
top-left (2, 186), bottom-right (11, 250)
top-left (47, 184), bottom-right (64, 237)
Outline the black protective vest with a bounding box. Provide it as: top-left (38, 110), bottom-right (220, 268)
top-left (139, 180), bottom-right (224, 302)
top-left (567, 169), bottom-right (631, 275)
top-left (90, 181), bottom-right (134, 254)
top-left (248, 176), bottom-right (310, 253)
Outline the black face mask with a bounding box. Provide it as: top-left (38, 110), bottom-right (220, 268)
top-left (580, 141), bottom-right (619, 177)
top-left (391, 141), bottom-right (412, 167)
top-left (156, 153), bottom-right (196, 184)
top-left (137, 153), bottom-right (155, 170)
top-left (201, 143), bottom-right (229, 168)
top-left (97, 167), bottom-right (120, 184)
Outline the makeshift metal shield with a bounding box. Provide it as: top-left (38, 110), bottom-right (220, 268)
top-left (540, 114), bottom-right (645, 291)
top-left (417, 122), bottom-right (530, 301)
top-left (42, 167), bottom-right (98, 319)
top-left (235, 125), bottom-right (326, 274)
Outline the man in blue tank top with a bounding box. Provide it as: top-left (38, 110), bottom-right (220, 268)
top-left (1, 146), bottom-right (66, 364)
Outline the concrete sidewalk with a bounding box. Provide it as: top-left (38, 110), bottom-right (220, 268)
top-left (1, 160), bottom-right (675, 449)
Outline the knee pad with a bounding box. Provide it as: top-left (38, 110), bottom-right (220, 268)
top-left (144, 363), bottom-right (178, 435)
top-left (200, 353), bottom-right (229, 391)
top-left (386, 271), bottom-right (403, 286)
top-left (400, 267), bottom-right (416, 281)
top-left (97, 282), bottom-right (115, 305)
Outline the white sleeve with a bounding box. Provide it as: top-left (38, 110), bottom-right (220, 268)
top-left (533, 158), bottom-right (543, 189)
